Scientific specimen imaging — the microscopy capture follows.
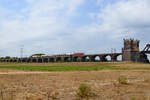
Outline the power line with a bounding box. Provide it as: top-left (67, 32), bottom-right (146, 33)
top-left (111, 48), bottom-right (116, 54)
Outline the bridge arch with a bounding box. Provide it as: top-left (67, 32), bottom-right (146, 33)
top-left (72, 56), bottom-right (77, 62)
top-left (26, 58), bottom-right (31, 63)
top-left (111, 54), bottom-right (122, 62)
top-left (56, 57), bottom-right (62, 62)
top-left (88, 56), bottom-right (95, 62)
top-left (64, 57), bottom-right (71, 62)
top-left (21, 58), bottom-right (27, 63)
top-left (117, 55), bottom-right (122, 61)
top-left (49, 58), bottom-right (55, 62)
top-left (99, 55), bottom-right (107, 61)
top-left (80, 56), bottom-right (89, 62)
top-left (77, 57), bottom-right (82, 62)
top-left (13, 59), bottom-right (17, 62)
top-left (6, 59), bottom-right (10, 62)
top-left (105, 55), bottom-right (111, 61)
top-left (94, 56), bottom-right (100, 62)
top-left (10, 59), bottom-right (13, 62)
top-left (85, 56), bottom-right (90, 62)
top-left (72, 56), bottom-right (82, 62)
top-left (31, 58), bottom-right (37, 63)
top-left (5, 59), bottom-right (8, 62)
top-left (37, 58), bottom-right (43, 63)
top-left (43, 58), bottom-right (49, 63)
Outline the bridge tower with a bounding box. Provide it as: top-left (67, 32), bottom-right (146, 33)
top-left (122, 39), bottom-right (140, 62)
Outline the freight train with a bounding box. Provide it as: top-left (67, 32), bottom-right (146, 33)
top-left (73, 53), bottom-right (84, 55)
top-left (47, 53), bottom-right (85, 57)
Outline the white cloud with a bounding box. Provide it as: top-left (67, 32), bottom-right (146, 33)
top-left (0, 0), bottom-right (150, 56)
top-left (76, 0), bottom-right (150, 40)
top-left (65, 0), bottom-right (150, 54)
top-left (0, 0), bottom-right (84, 49)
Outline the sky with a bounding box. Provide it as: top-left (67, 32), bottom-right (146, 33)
top-left (0, 0), bottom-right (150, 57)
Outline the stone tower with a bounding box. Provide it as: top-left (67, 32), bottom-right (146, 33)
top-left (122, 39), bottom-right (140, 62)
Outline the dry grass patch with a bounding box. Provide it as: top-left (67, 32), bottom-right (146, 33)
top-left (0, 68), bottom-right (150, 100)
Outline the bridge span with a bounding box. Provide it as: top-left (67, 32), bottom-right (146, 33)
top-left (1, 39), bottom-right (150, 63)
top-left (1, 53), bottom-right (122, 63)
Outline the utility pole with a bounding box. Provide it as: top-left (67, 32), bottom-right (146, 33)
top-left (111, 48), bottom-right (113, 54)
top-left (114, 48), bottom-right (116, 54)
top-left (20, 45), bottom-right (24, 62)
top-left (111, 48), bottom-right (116, 62)
top-left (20, 45), bottom-right (24, 58)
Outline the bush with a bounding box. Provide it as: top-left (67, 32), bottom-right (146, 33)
top-left (75, 84), bottom-right (96, 100)
top-left (118, 76), bottom-right (128, 85)
top-left (47, 91), bottom-right (59, 100)
top-left (51, 91), bottom-right (59, 100)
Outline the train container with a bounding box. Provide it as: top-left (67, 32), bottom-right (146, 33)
top-left (73, 53), bottom-right (84, 55)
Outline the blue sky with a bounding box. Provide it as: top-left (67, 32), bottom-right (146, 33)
top-left (0, 0), bottom-right (150, 57)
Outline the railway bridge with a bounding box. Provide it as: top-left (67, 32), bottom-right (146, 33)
top-left (1, 39), bottom-right (150, 63)
top-left (2, 53), bottom-right (122, 63)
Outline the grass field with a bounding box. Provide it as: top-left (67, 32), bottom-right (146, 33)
top-left (0, 62), bottom-right (150, 100)
top-left (0, 62), bottom-right (150, 71)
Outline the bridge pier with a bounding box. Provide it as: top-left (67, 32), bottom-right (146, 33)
top-left (89, 56), bottom-right (95, 62)
top-left (100, 56), bottom-right (107, 62)
top-left (43, 58), bottom-right (48, 63)
top-left (37, 58), bottom-right (42, 63)
top-left (47, 58), bottom-right (50, 62)
top-left (64, 57), bottom-right (70, 62)
top-left (26, 58), bottom-right (30, 63)
top-left (80, 57), bottom-right (86, 62)
top-left (61, 57), bottom-right (65, 62)
top-left (10, 59), bottom-right (13, 62)
top-left (55, 57), bottom-right (62, 62)
top-left (31, 58), bottom-right (37, 63)
top-left (49, 58), bottom-right (55, 62)
top-left (72, 56), bottom-right (83, 62)
top-left (77, 57), bottom-right (82, 62)
top-left (21, 59), bottom-right (24, 63)
top-left (29, 58), bottom-right (32, 63)
top-left (111, 57), bottom-right (117, 62)
top-left (110, 55), bottom-right (117, 62)
top-left (72, 57), bottom-right (77, 62)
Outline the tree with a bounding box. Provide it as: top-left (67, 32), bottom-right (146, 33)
top-left (30, 53), bottom-right (45, 57)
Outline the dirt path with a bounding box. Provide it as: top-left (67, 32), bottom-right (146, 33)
top-left (0, 69), bottom-right (149, 74)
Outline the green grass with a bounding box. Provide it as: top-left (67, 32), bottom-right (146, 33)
top-left (0, 65), bottom-right (120, 71)
top-left (0, 62), bottom-right (150, 71)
